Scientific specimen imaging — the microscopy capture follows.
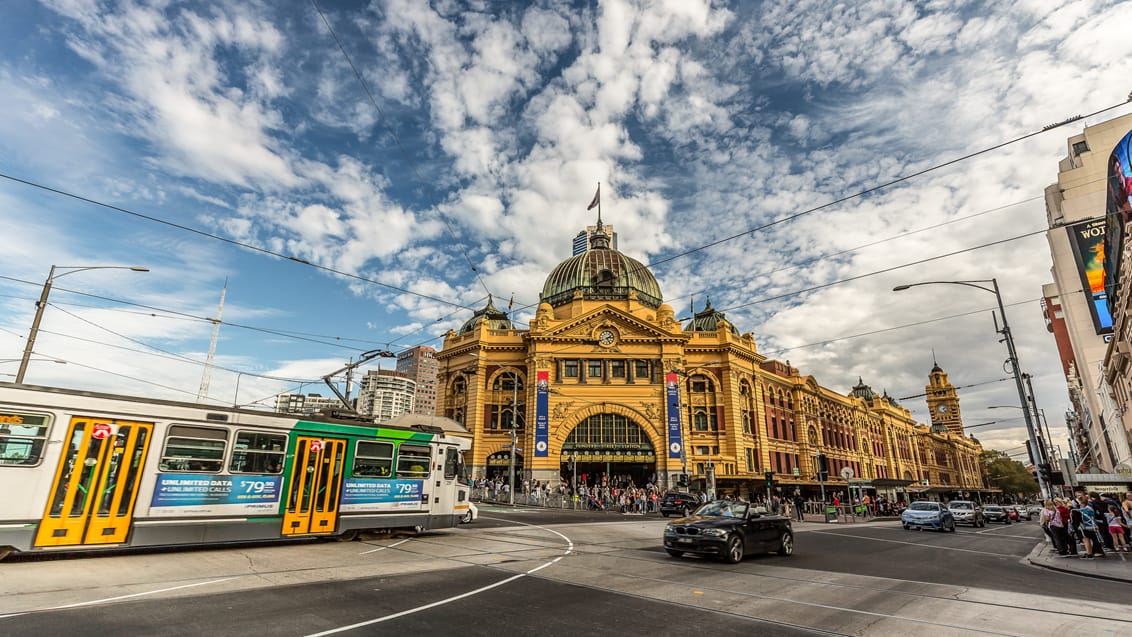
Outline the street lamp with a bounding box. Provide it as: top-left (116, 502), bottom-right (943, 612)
top-left (17, 265), bottom-right (149, 383)
top-left (893, 278), bottom-right (1050, 498)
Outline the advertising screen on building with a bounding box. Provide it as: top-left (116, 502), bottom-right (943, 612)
top-left (1104, 129), bottom-right (1132, 322)
top-left (1068, 218), bottom-right (1113, 334)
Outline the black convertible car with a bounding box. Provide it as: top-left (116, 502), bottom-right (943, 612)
top-left (663, 501), bottom-right (794, 563)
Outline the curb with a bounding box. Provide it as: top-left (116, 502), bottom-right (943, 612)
top-left (1025, 542), bottom-right (1132, 584)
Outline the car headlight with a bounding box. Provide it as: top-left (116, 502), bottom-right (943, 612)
top-left (701, 528), bottom-right (727, 537)
top-left (664, 524), bottom-right (675, 533)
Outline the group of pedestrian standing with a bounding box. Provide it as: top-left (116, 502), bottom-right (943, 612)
top-left (1039, 491), bottom-right (1132, 559)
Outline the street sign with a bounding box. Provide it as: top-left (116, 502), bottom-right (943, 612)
top-left (792, 467), bottom-right (800, 477)
top-left (840, 466), bottom-right (854, 481)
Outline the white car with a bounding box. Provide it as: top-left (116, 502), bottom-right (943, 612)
top-left (460, 501), bottom-right (479, 524)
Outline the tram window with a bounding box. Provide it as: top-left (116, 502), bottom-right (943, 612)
top-left (229, 431), bottom-right (286, 474)
top-left (354, 441), bottom-right (394, 477)
top-left (0, 412), bottom-right (52, 466)
top-left (160, 425), bottom-right (227, 472)
top-left (443, 447), bottom-right (460, 480)
top-left (396, 443), bottom-right (431, 478)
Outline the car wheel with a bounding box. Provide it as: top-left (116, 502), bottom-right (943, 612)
top-left (724, 535), bottom-right (744, 564)
top-left (777, 532), bottom-right (794, 556)
top-left (903, 524), bottom-right (910, 530)
top-left (661, 512), bottom-right (669, 518)
top-left (947, 522), bottom-right (956, 533)
top-left (461, 510), bottom-right (473, 524)
top-left (665, 549), bottom-right (684, 558)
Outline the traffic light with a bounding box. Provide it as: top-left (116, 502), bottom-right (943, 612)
top-left (1038, 463), bottom-right (1057, 485)
top-left (678, 473), bottom-right (689, 487)
top-left (816, 454), bottom-right (829, 481)
top-left (764, 470), bottom-right (774, 487)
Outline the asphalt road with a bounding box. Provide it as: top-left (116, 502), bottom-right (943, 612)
top-left (4, 508), bottom-right (1131, 636)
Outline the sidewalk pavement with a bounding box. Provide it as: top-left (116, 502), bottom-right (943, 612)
top-left (1027, 538), bottom-right (1132, 583)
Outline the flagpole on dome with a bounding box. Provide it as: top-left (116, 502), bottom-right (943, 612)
top-left (587, 182), bottom-right (602, 229)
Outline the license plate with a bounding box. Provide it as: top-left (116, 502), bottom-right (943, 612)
top-left (678, 538), bottom-right (693, 543)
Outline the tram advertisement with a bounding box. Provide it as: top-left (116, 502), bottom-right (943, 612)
top-left (535, 370), bottom-right (549, 457)
top-left (666, 372), bottom-right (683, 459)
top-left (150, 474), bottom-right (282, 515)
top-left (340, 478), bottom-right (425, 512)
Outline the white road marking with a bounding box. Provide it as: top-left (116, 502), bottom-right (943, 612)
top-left (358, 537), bottom-right (411, 555)
top-left (0, 578), bottom-right (237, 619)
top-left (306, 517), bottom-right (573, 636)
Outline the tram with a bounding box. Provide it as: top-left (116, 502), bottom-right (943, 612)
top-left (0, 383), bottom-right (472, 559)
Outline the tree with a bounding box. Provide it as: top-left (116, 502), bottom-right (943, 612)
top-left (981, 450), bottom-right (1039, 498)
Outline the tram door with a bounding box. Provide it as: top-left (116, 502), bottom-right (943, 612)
top-left (282, 437), bottom-right (346, 535)
top-left (35, 417), bottom-right (153, 547)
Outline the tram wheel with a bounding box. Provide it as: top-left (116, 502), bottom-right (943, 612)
top-left (0, 547), bottom-right (12, 561)
top-left (335, 529), bottom-right (359, 542)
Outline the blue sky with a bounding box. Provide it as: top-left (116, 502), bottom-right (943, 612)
top-left (2, 0), bottom-right (1131, 457)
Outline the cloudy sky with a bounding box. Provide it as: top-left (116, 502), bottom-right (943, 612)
top-left (2, 0), bottom-right (1131, 460)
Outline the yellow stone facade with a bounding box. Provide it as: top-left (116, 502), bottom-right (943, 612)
top-left (435, 226), bottom-right (987, 499)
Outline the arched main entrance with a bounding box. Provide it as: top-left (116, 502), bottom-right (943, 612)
top-left (561, 413), bottom-right (656, 488)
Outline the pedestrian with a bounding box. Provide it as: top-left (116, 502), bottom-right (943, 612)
top-left (1106, 504), bottom-right (1129, 552)
top-left (1039, 499), bottom-right (1064, 554)
top-left (794, 493), bottom-right (805, 522)
top-left (1087, 492), bottom-right (1115, 551)
top-left (1073, 495), bottom-right (1105, 558)
top-left (1056, 498), bottom-right (1078, 555)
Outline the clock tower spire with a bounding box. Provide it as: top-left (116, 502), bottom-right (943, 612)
top-left (925, 360), bottom-right (963, 435)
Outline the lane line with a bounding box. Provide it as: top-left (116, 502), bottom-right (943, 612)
top-left (305, 517), bottom-right (572, 636)
top-left (0, 577), bottom-right (237, 619)
top-left (358, 538), bottom-right (411, 555)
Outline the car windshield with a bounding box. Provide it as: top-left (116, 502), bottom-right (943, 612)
top-left (694, 501), bottom-right (750, 518)
top-left (984, 506), bottom-right (1002, 511)
top-left (908, 502), bottom-right (939, 511)
top-left (949, 502), bottom-right (973, 510)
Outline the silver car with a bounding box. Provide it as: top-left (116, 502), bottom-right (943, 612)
top-left (947, 500), bottom-right (985, 527)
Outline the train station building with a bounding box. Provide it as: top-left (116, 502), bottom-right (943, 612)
top-left (435, 221), bottom-right (987, 500)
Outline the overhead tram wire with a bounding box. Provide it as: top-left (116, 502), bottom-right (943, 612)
top-left (309, 0), bottom-right (494, 301)
top-left (629, 98), bottom-right (1132, 276)
top-left (0, 174), bottom-right (476, 313)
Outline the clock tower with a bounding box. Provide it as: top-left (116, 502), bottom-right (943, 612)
top-left (925, 361), bottom-right (963, 435)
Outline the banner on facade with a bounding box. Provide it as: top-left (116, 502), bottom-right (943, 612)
top-left (535, 370), bottom-right (549, 456)
top-left (1066, 217), bottom-right (1113, 334)
top-left (665, 371), bottom-right (683, 460)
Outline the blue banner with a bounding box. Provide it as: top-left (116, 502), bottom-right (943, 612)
top-left (666, 372), bottom-right (683, 459)
top-left (535, 370), bottom-right (549, 457)
top-left (151, 474), bottom-right (282, 507)
top-left (340, 478), bottom-right (423, 506)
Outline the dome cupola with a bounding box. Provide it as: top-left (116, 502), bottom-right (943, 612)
top-left (457, 295), bottom-right (513, 335)
top-left (683, 298), bottom-right (740, 336)
top-left (540, 222), bottom-right (663, 308)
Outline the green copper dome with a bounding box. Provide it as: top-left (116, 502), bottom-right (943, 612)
top-left (457, 295), bottom-right (513, 335)
top-left (540, 225), bottom-right (663, 308)
top-left (683, 298), bottom-right (740, 336)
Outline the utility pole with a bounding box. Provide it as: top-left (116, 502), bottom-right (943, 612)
top-left (509, 369), bottom-right (519, 506)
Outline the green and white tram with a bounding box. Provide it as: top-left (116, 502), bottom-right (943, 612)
top-left (0, 383), bottom-right (471, 559)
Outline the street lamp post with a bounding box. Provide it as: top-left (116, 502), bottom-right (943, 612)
top-left (17, 265), bottom-right (149, 383)
top-left (508, 369), bottom-right (522, 506)
top-left (893, 278), bottom-right (1051, 498)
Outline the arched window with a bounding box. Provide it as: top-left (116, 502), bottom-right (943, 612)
top-left (487, 370), bottom-right (525, 430)
top-left (594, 269), bottom-right (616, 288)
top-left (739, 381), bottom-right (754, 435)
top-left (687, 374), bottom-right (718, 432)
top-left (446, 375), bottom-right (468, 425)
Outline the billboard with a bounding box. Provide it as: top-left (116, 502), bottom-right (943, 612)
top-left (665, 372), bottom-right (683, 460)
top-left (1104, 129), bottom-right (1132, 322)
top-left (1068, 218), bottom-right (1113, 334)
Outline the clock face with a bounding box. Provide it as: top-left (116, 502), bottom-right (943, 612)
top-left (936, 404), bottom-right (949, 414)
top-left (598, 330), bottom-right (616, 346)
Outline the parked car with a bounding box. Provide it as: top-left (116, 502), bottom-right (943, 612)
top-left (460, 501), bottom-right (478, 524)
top-left (982, 505), bottom-right (1012, 524)
top-left (946, 500), bottom-right (985, 527)
top-left (660, 492), bottom-right (702, 517)
top-left (663, 500), bottom-right (793, 563)
top-left (901, 501), bottom-right (956, 532)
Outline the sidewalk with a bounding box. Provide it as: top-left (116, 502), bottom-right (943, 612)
top-left (1027, 539), bottom-right (1132, 583)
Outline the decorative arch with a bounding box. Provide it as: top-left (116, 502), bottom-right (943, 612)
top-left (445, 374), bottom-right (468, 425)
top-left (485, 367), bottom-right (526, 430)
top-left (552, 402), bottom-right (660, 455)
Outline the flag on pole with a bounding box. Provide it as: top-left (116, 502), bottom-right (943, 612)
top-left (508, 293), bottom-right (514, 312)
top-left (587, 184), bottom-right (600, 211)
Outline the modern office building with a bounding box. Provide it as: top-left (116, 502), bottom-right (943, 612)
top-left (355, 370), bottom-right (416, 422)
top-left (396, 345), bottom-right (439, 416)
top-left (571, 224), bottom-right (618, 255)
top-left (274, 392), bottom-right (343, 414)
top-left (1044, 112), bottom-right (1132, 473)
top-left (436, 221), bottom-right (986, 499)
